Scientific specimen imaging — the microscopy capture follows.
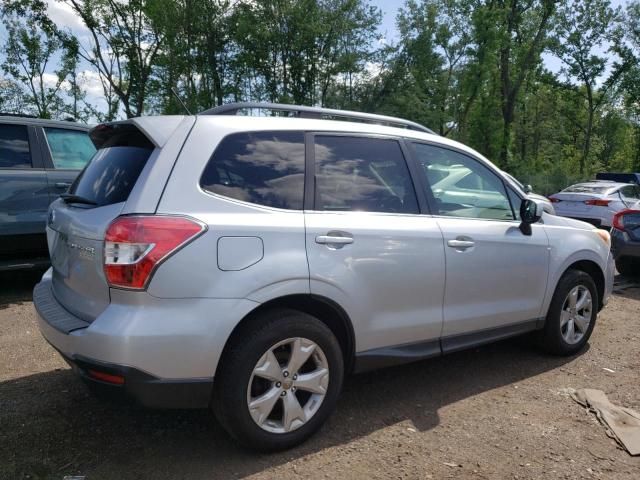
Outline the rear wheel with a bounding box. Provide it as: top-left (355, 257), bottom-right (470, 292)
top-left (212, 309), bottom-right (344, 451)
top-left (615, 256), bottom-right (640, 278)
top-left (538, 269), bottom-right (598, 356)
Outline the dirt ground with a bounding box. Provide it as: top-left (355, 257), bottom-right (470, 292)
top-left (1, 270), bottom-right (639, 480)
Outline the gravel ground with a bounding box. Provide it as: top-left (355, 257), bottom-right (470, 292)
top-left (1, 270), bottom-right (639, 480)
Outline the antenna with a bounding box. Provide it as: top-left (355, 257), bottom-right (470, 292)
top-left (171, 87), bottom-right (192, 115)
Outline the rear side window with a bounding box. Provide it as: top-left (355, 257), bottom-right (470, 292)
top-left (314, 136), bottom-right (418, 214)
top-left (0, 124), bottom-right (31, 168)
top-left (200, 131), bottom-right (305, 209)
top-left (69, 124), bottom-right (154, 206)
top-left (44, 128), bottom-right (96, 170)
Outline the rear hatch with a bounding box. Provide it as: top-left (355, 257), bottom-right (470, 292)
top-left (47, 124), bottom-right (155, 321)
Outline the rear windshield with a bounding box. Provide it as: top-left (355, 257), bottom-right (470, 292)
top-left (562, 184), bottom-right (613, 194)
top-left (69, 124), bottom-right (154, 206)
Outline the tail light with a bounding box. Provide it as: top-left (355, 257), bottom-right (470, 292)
top-left (548, 197), bottom-right (561, 203)
top-left (612, 209), bottom-right (640, 232)
top-left (584, 199), bottom-right (611, 206)
top-left (104, 215), bottom-right (206, 290)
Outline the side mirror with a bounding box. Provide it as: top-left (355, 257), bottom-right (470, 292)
top-left (519, 199), bottom-right (543, 235)
top-left (524, 184), bottom-right (533, 194)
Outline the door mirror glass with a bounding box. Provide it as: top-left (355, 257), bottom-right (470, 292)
top-left (519, 199), bottom-right (542, 235)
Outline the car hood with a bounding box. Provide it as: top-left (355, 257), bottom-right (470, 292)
top-left (542, 212), bottom-right (595, 230)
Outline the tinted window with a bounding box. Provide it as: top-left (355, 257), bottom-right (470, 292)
top-left (621, 185), bottom-right (640, 200)
top-left (0, 124), bottom-right (31, 168)
top-left (412, 142), bottom-right (514, 220)
top-left (44, 128), bottom-right (96, 169)
top-left (200, 131), bottom-right (305, 209)
top-left (314, 136), bottom-right (418, 214)
top-left (69, 124), bottom-right (153, 206)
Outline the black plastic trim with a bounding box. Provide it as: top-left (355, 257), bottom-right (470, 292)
top-left (354, 319), bottom-right (542, 373)
top-left (440, 319), bottom-right (540, 354)
top-left (354, 339), bottom-right (441, 373)
top-left (59, 351), bottom-right (213, 409)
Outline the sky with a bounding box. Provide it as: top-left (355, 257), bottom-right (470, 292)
top-left (0, 0), bottom-right (632, 116)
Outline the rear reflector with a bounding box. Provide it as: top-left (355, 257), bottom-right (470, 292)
top-left (88, 369), bottom-right (125, 385)
top-left (104, 215), bottom-right (206, 290)
top-left (584, 199), bottom-right (611, 206)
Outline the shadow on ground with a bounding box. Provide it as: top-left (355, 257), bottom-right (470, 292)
top-left (0, 269), bottom-right (47, 310)
top-left (1, 270), bottom-right (637, 479)
top-left (0, 337), bottom-right (582, 479)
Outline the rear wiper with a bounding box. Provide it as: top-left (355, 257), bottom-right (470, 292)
top-left (60, 193), bottom-right (97, 205)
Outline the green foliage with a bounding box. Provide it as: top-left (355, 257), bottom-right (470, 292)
top-left (1, 0), bottom-right (639, 195)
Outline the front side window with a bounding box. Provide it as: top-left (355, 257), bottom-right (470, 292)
top-left (44, 128), bottom-right (96, 170)
top-left (0, 124), bottom-right (31, 168)
top-left (200, 131), bottom-right (305, 210)
top-left (313, 136), bottom-right (418, 214)
top-left (412, 142), bottom-right (514, 220)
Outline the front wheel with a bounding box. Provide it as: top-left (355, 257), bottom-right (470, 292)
top-left (538, 269), bottom-right (598, 356)
top-left (212, 309), bottom-right (344, 451)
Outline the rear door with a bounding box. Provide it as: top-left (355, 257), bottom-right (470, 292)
top-left (38, 126), bottom-right (96, 201)
top-left (408, 141), bottom-right (549, 346)
top-left (0, 122), bottom-right (50, 265)
top-left (305, 134), bottom-right (445, 355)
top-left (47, 124), bottom-right (155, 320)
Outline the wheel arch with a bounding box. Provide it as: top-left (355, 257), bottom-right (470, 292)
top-left (560, 259), bottom-right (605, 311)
top-left (215, 294), bottom-right (356, 378)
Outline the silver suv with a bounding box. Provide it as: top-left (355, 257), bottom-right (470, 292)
top-left (34, 103), bottom-right (615, 450)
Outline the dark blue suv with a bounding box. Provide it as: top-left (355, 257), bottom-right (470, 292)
top-left (0, 115), bottom-right (95, 271)
top-left (611, 209), bottom-right (640, 277)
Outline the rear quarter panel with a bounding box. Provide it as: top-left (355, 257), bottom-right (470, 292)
top-left (148, 116), bottom-right (310, 301)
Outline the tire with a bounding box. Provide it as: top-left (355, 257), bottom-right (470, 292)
top-left (212, 309), bottom-right (344, 451)
top-left (538, 269), bottom-right (598, 356)
top-left (616, 257), bottom-right (639, 278)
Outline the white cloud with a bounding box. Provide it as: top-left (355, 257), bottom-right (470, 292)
top-left (46, 0), bottom-right (88, 34)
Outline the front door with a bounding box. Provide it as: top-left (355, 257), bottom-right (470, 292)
top-left (409, 141), bottom-right (549, 345)
top-left (305, 134), bottom-right (446, 355)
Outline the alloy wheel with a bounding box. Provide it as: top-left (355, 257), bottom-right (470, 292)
top-left (247, 337), bottom-right (329, 434)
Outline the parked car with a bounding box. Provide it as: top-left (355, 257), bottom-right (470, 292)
top-left (34, 103), bottom-right (614, 451)
top-left (501, 171), bottom-right (556, 215)
top-left (595, 172), bottom-right (640, 184)
top-left (611, 209), bottom-right (640, 277)
top-left (549, 181), bottom-right (640, 228)
top-left (0, 115), bottom-right (95, 271)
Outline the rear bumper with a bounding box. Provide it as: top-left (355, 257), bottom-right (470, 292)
top-left (57, 348), bottom-right (213, 409)
top-left (33, 268), bottom-right (258, 407)
top-left (611, 230), bottom-right (640, 259)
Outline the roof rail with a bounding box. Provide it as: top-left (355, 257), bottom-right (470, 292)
top-left (200, 102), bottom-right (436, 135)
top-left (0, 112), bottom-right (38, 118)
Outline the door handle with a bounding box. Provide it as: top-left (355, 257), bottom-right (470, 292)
top-left (447, 238), bottom-right (475, 250)
top-left (315, 234), bottom-right (354, 246)
top-left (55, 182), bottom-right (72, 189)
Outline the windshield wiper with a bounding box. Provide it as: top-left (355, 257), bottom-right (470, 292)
top-left (60, 193), bottom-right (97, 205)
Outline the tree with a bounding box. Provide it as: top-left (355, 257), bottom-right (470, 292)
top-left (551, 0), bottom-right (621, 174)
top-left (61, 0), bottom-right (165, 118)
top-left (1, 0), bottom-right (78, 118)
top-left (231, 0), bottom-right (380, 105)
top-left (493, 0), bottom-right (556, 167)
